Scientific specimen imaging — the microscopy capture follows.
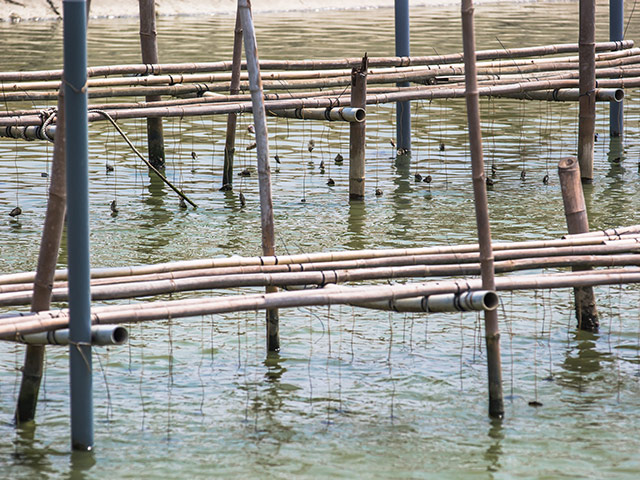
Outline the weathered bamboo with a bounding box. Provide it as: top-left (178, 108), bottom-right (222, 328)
top-left (139, 0), bottom-right (165, 169)
top-left (2, 230), bottom-right (639, 286)
top-left (7, 49), bottom-right (640, 94)
top-left (7, 74), bottom-right (640, 128)
top-left (578, 0), bottom-right (597, 181)
top-left (239, 0), bottom-right (279, 352)
top-left (14, 88), bottom-right (66, 425)
top-left (349, 55), bottom-right (368, 200)
top-left (564, 224), bottom-right (640, 239)
top-left (351, 290), bottom-right (499, 312)
top-left (268, 107), bottom-right (365, 122)
top-left (0, 40), bottom-right (632, 83)
top-left (2, 268), bottom-right (640, 339)
top-left (222, 7), bottom-right (244, 191)
top-left (558, 156), bottom-right (599, 331)
top-left (497, 87), bottom-right (623, 102)
top-left (2, 241), bottom-right (640, 296)
top-left (462, 0), bottom-right (504, 418)
top-left (3, 251), bottom-right (640, 307)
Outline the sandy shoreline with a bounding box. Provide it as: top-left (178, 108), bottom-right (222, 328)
top-left (1, 0), bottom-right (468, 24)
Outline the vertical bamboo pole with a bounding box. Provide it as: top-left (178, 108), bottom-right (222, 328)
top-left (394, 0), bottom-right (411, 153)
top-left (221, 9), bottom-right (244, 191)
top-left (558, 157), bottom-right (599, 331)
top-left (64, 0), bottom-right (93, 450)
top-left (238, 0), bottom-right (279, 352)
top-left (578, 0), bottom-right (596, 181)
top-left (14, 0), bottom-right (94, 424)
top-left (139, 0), bottom-right (166, 169)
top-left (461, 0), bottom-right (504, 418)
top-left (349, 55), bottom-right (367, 200)
top-left (610, 0), bottom-right (624, 137)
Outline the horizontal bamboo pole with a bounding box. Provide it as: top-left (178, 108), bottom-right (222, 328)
top-left (6, 74), bottom-right (640, 127)
top-left (563, 224), bottom-right (640, 239)
top-left (267, 107), bottom-right (365, 122)
top-left (6, 56), bottom-right (640, 103)
top-left (3, 242), bottom-right (640, 296)
top-left (2, 230), bottom-right (638, 286)
top-left (6, 48), bottom-right (640, 93)
top-left (2, 249), bottom-right (640, 307)
top-left (7, 51), bottom-right (640, 95)
top-left (0, 40), bottom-right (632, 83)
top-left (2, 268), bottom-right (640, 339)
top-left (497, 87), bottom-right (623, 102)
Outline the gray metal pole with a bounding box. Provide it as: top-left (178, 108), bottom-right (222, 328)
top-left (63, 0), bottom-right (93, 451)
top-left (394, 0), bottom-right (411, 153)
top-left (610, 0), bottom-right (624, 137)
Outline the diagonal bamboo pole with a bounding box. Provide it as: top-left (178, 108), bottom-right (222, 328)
top-left (14, 91), bottom-right (66, 425)
top-left (462, 0), bottom-right (504, 418)
top-left (239, 0), bottom-right (279, 352)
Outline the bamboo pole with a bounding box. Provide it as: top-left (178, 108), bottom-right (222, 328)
top-left (558, 156), bottom-right (599, 331)
top-left (496, 87), bottom-right (623, 102)
top-left (578, 0), bottom-right (597, 181)
top-left (2, 251), bottom-right (640, 307)
top-left (2, 268), bottom-right (640, 339)
top-left (462, 0), bottom-right (504, 418)
top-left (222, 7), bottom-right (244, 191)
top-left (2, 230), bottom-right (639, 286)
top-left (6, 48), bottom-right (640, 94)
top-left (2, 240), bottom-right (640, 297)
top-left (139, 0), bottom-right (165, 169)
top-left (349, 54), bottom-right (368, 200)
top-left (239, 0), bottom-right (279, 352)
top-left (0, 40), bottom-right (632, 83)
top-left (563, 224), bottom-right (640, 239)
top-left (14, 90), bottom-right (66, 425)
top-left (7, 74), bottom-right (640, 128)
top-left (268, 107), bottom-right (365, 122)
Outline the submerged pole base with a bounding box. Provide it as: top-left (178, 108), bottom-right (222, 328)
top-left (266, 308), bottom-right (280, 352)
top-left (15, 345), bottom-right (45, 424)
top-left (575, 286), bottom-right (599, 332)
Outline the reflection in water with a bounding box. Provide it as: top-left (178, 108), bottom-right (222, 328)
top-left (11, 423), bottom-right (56, 477)
top-left (346, 200), bottom-right (367, 250)
top-left (390, 152), bottom-right (413, 241)
top-left (136, 171), bottom-right (173, 260)
top-left (69, 450), bottom-right (96, 480)
top-left (558, 331), bottom-right (604, 394)
top-left (484, 418), bottom-right (504, 475)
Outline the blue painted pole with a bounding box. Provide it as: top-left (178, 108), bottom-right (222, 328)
top-left (394, 0), bottom-right (411, 153)
top-left (610, 0), bottom-right (624, 137)
top-left (63, 0), bottom-right (93, 451)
